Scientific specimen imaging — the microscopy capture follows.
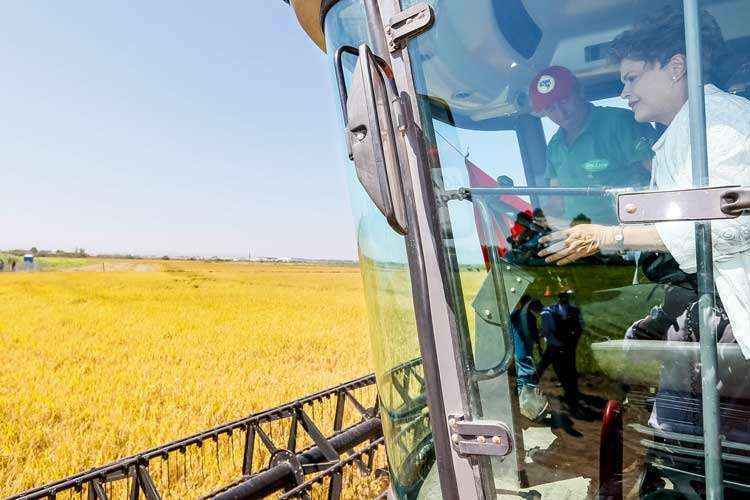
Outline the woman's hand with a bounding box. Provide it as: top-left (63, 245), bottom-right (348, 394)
top-left (538, 224), bottom-right (619, 265)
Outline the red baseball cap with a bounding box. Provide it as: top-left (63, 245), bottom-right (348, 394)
top-left (529, 66), bottom-right (576, 114)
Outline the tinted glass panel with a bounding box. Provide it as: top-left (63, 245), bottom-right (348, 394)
top-left (403, 0), bottom-right (750, 497)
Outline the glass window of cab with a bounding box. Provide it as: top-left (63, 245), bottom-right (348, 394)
top-left (400, 0), bottom-right (750, 498)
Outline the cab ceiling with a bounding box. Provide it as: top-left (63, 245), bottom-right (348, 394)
top-left (419, 0), bottom-right (747, 124)
top-left (288, 0), bottom-right (720, 52)
top-left (289, 0), bottom-right (749, 123)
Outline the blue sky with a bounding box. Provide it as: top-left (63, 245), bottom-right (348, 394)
top-left (0, 1), bottom-right (356, 259)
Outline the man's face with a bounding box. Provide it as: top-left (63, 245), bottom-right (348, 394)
top-left (619, 58), bottom-right (676, 124)
top-left (542, 91), bottom-right (588, 132)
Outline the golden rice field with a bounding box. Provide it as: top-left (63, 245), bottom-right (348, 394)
top-left (0, 259), bottom-right (380, 497)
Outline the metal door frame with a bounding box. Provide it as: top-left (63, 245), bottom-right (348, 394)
top-left (358, 0), bottom-right (485, 498)
top-left (683, 0), bottom-right (723, 497)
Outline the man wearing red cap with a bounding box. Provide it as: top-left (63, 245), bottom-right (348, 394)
top-left (530, 66), bottom-right (657, 224)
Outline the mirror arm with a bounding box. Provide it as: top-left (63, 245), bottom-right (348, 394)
top-left (333, 45), bottom-right (360, 160)
top-left (333, 45), bottom-right (360, 123)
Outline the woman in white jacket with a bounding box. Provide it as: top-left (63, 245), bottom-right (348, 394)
top-left (538, 6), bottom-right (750, 358)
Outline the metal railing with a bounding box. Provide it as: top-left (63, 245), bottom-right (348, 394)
top-left (12, 375), bottom-right (382, 500)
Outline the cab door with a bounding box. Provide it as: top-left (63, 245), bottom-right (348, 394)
top-left (322, 1), bottom-right (481, 498)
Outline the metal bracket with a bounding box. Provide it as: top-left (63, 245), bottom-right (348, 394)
top-left (618, 185), bottom-right (741, 223)
top-left (441, 187), bottom-right (471, 203)
top-left (448, 415), bottom-right (513, 457)
top-left (385, 2), bottom-right (434, 53)
top-left (270, 450), bottom-right (306, 489)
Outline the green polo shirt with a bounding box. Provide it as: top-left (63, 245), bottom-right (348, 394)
top-left (546, 106), bottom-right (657, 224)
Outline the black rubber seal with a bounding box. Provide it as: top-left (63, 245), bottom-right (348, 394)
top-left (320, 0), bottom-right (344, 31)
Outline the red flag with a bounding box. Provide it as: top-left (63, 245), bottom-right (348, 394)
top-left (466, 158), bottom-right (533, 269)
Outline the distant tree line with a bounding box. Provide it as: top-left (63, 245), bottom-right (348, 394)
top-left (4, 247), bottom-right (89, 258)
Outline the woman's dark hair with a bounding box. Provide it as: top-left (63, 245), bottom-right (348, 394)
top-left (609, 5), bottom-right (727, 82)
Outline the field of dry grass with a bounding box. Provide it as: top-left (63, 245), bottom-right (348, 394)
top-left (0, 260), bottom-right (376, 497)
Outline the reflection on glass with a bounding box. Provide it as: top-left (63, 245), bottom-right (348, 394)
top-left (404, 0), bottom-right (750, 497)
top-left (324, 2), bottom-right (436, 497)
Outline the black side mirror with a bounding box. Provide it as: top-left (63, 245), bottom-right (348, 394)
top-left (335, 44), bottom-right (407, 235)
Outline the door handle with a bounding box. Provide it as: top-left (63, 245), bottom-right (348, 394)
top-left (720, 188), bottom-right (750, 216)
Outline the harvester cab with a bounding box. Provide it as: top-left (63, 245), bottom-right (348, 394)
top-left (285, 0), bottom-right (750, 498)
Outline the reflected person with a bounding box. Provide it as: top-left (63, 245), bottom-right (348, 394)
top-left (537, 292), bottom-right (585, 416)
top-left (538, 7), bottom-right (750, 358)
top-left (510, 296), bottom-right (549, 420)
top-left (506, 209), bottom-right (551, 265)
top-left (530, 65), bottom-right (657, 224)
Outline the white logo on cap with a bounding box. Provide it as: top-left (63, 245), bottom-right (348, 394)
top-left (537, 75), bottom-right (556, 94)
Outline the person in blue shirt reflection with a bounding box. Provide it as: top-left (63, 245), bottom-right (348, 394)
top-left (509, 295), bottom-right (549, 421)
top-left (537, 292), bottom-right (585, 415)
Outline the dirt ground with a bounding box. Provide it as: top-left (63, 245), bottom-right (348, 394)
top-left (520, 372), bottom-right (652, 498)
